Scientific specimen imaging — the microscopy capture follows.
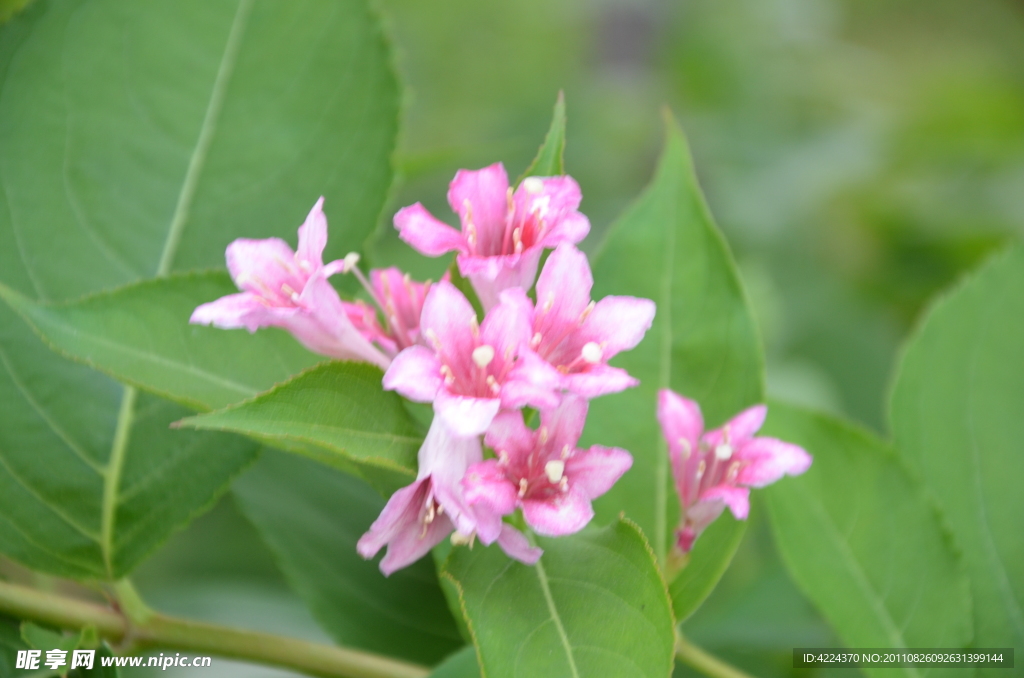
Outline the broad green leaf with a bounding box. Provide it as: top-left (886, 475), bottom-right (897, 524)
top-left (763, 402), bottom-right (972, 677)
top-left (442, 519), bottom-right (675, 678)
top-left (0, 273), bottom-right (319, 412)
top-left (518, 91), bottom-right (566, 182)
top-left (668, 515), bottom-right (746, 624)
top-left (890, 245), bottom-right (1024, 661)
top-left (428, 646), bottom-right (480, 678)
top-left (179, 362), bottom-right (420, 488)
top-left (232, 450), bottom-right (463, 665)
top-left (584, 114), bottom-right (764, 609)
top-left (0, 0), bottom-right (398, 579)
top-left (0, 615), bottom-right (32, 678)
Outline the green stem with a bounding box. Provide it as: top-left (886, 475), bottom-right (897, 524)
top-left (675, 632), bottom-right (756, 678)
top-left (0, 580), bottom-right (427, 678)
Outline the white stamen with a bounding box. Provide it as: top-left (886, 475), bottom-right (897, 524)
top-left (581, 342), bottom-right (602, 364)
top-left (486, 375), bottom-right (500, 394)
top-left (559, 477), bottom-right (569, 491)
top-left (472, 344), bottom-right (495, 368)
top-left (561, 444), bottom-right (571, 459)
top-left (696, 460), bottom-right (706, 480)
top-left (523, 177), bottom-right (544, 194)
top-left (498, 450), bottom-right (510, 465)
top-left (542, 293), bottom-right (555, 313)
top-left (538, 427), bottom-right (549, 444)
top-left (298, 260), bottom-right (313, 273)
top-left (530, 332), bottom-right (543, 348)
top-left (518, 478), bottom-right (529, 498)
top-left (342, 252), bottom-right (361, 272)
top-left (715, 443), bottom-right (734, 461)
top-left (579, 300), bottom-right (596, 323)
top-left (545, 459), bottom-right (565, 483)
top-left (450, 531), bottom-right (475, 546)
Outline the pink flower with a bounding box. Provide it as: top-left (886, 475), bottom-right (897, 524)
top-left (382, 280), bottom-right (560, 437)
top-left (357, 416), bottom-right (481, 576)
top-left (658, 390), bottom-right (812, 552)
top-left (463, 395), bottom-right (633, 536)
top-left (342, 267), bottom-right (442, 357)
top-left (526, 244), bottom-right (656, 399)
top-left (393, 164), bottom-right (590, 310)
top-left (357, 416), bottom-right (541, 575)
top-left (190, 198), bottom-right (390, 369)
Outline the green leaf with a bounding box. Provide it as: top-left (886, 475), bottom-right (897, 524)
top-left (179, 362), bottom-right (420, 489)
top-left (584, 113), bottom-right (764, 608)
top-left (763, 402), bottom-right (972, 676)
top-left (890, 245), bottom-right (1024, 659)
top-left (0, 273), bottom-right (320, 412)
top-left (0, 0), bottom-right (398, 579)
top-left (20, 622), bottom-right (80, 653)
top-left (668, 515), bottom-right (746, 624)
top-left (442, 519), bottom-right (676, 678)
top-left (428, 646), bottom-right (480, 678)
top-left (518, 91), bottom-right (566, 182)
top-left (232, 449), bottom-right (463, 665)
top-left (0, 615), bottom-right (32, 678)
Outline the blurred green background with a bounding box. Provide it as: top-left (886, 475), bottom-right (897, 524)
top-left (12, 0), bottom-right (1012, 674)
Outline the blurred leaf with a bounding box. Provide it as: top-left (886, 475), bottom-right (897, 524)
top-left (0, 615), bottom-right (33, 678)
top-left (0, 0), bottom-right (398, 579)
top-left (669, 515), bottom-right (746, 624)
top-left (0, 273), bottom-right (319, 412)
top-left (428, 646), bottom-right (479, 678)
top-left (20, 622), bottom-right (81, 652)
top-left (442, 519), bottom-right (675, 678)
top-left (0, 0), bottom-right (31, 25)
top-left (72, 644), bottom-right (120, 677)
top-left (517, 91), bottom-right (566, 182)
top-left (232, 450), bottom-right (462, 665)
top-left (179, 363), bottom-right (420, 488)
top-left (584, 114), bottom-right (764, 614)
top-left (763, 402), bottom-right (972, 677)
top-left (890, 245), bottom-right (1024, 663)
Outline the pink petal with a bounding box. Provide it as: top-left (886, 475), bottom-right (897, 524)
top-left (700, 485), bottom-right (750, 520)
top-left (378, 511), bottom-right (455, 577)
top-left (459, 249), bottom-right (543, 311)
top-left (735, 438), bottom-right (812, 487)
top-left (420, 281), bottom-right (478, 366)
top-left (383, 346), bottom-right (442, 402)
top-left (657, 389), bottom-right (704, 460)
top-left (562, 364), bottom-right (638, 399)
top-left (463, 461), bottom-right (518, 514)
top-left (496, 524), bottom-right (543, 565)
top-left (483, 410), bottom-right (537, 461)
top-left (513, 175), bottom-right (582, 219)
top-left (225, 237), bottom-right (301, 295)
top-left (416, 416), bottom-right (483, 535)
top-left (394, 203), bottom-right (466, 257)
top-left (295, 273), bottom-right (391, 368)
top-left (582, 296), bottom-right (656, 356)
top-left (502, 349), bottom-right (562, 410)
top-left (357, 479), bottom-right (428, 560)
top-left (540, 212), bottom-right (590, 249)
top-left (190, 292), bottom-right (274, 332)
top-left (448, 164), bottom-right (509, 254)
top-left (522, 486), bottom-right (595, 537)
top-left (296, 197), bottom-right (328, 268)
top-left (541, 395), bottom-right (588, 454)
top-left (723, 405), bottom-right (768, 442)
top-left (434, 391), bottom-right (502, 437)
top-left (565, 445), bottom-right (633, 499)
top-left (480, 287), bottom-right (532, 362)
top-left (534, 244), bottom-right (594, 329)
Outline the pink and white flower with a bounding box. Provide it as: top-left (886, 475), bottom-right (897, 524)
top-left (658, 390), bottom-right (812, 552)
top-left (190, 198), bottom-right (390, 369)
top-left (463, 395), bottom-right (633, 536)
top-left (382, 280), bottom-right (560, 437)
top-left (526, 244), bottom-right (656, 399)
top-left (343, 266), bottom-right (441, 357)
top-left (393, 164), bottom-right (590, 309)
top-left (357, 416), bottom-right (541, 575)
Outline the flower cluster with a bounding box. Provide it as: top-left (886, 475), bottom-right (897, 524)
top-left (192, 162), bottom-right (810, 575)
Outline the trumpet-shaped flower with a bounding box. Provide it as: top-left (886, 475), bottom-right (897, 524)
top-left (382, 281), bottom-right (560, 437)
top-left (343, 266), bottom-right (440, 357)
top-left (357, 416), bottom-right (480, 575)
top-left (190, 198), bottom-right (390, 369)
top-left (526, 244), bottom-right (656, 398)
top-left (463, 395), bottom-right (633, 536)
top-left (658, 390), bottom-right (812, 552)
top-left (357, 416), bottom-right (541, 575)
top-left (393, 164), bottom-right (589, 309)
